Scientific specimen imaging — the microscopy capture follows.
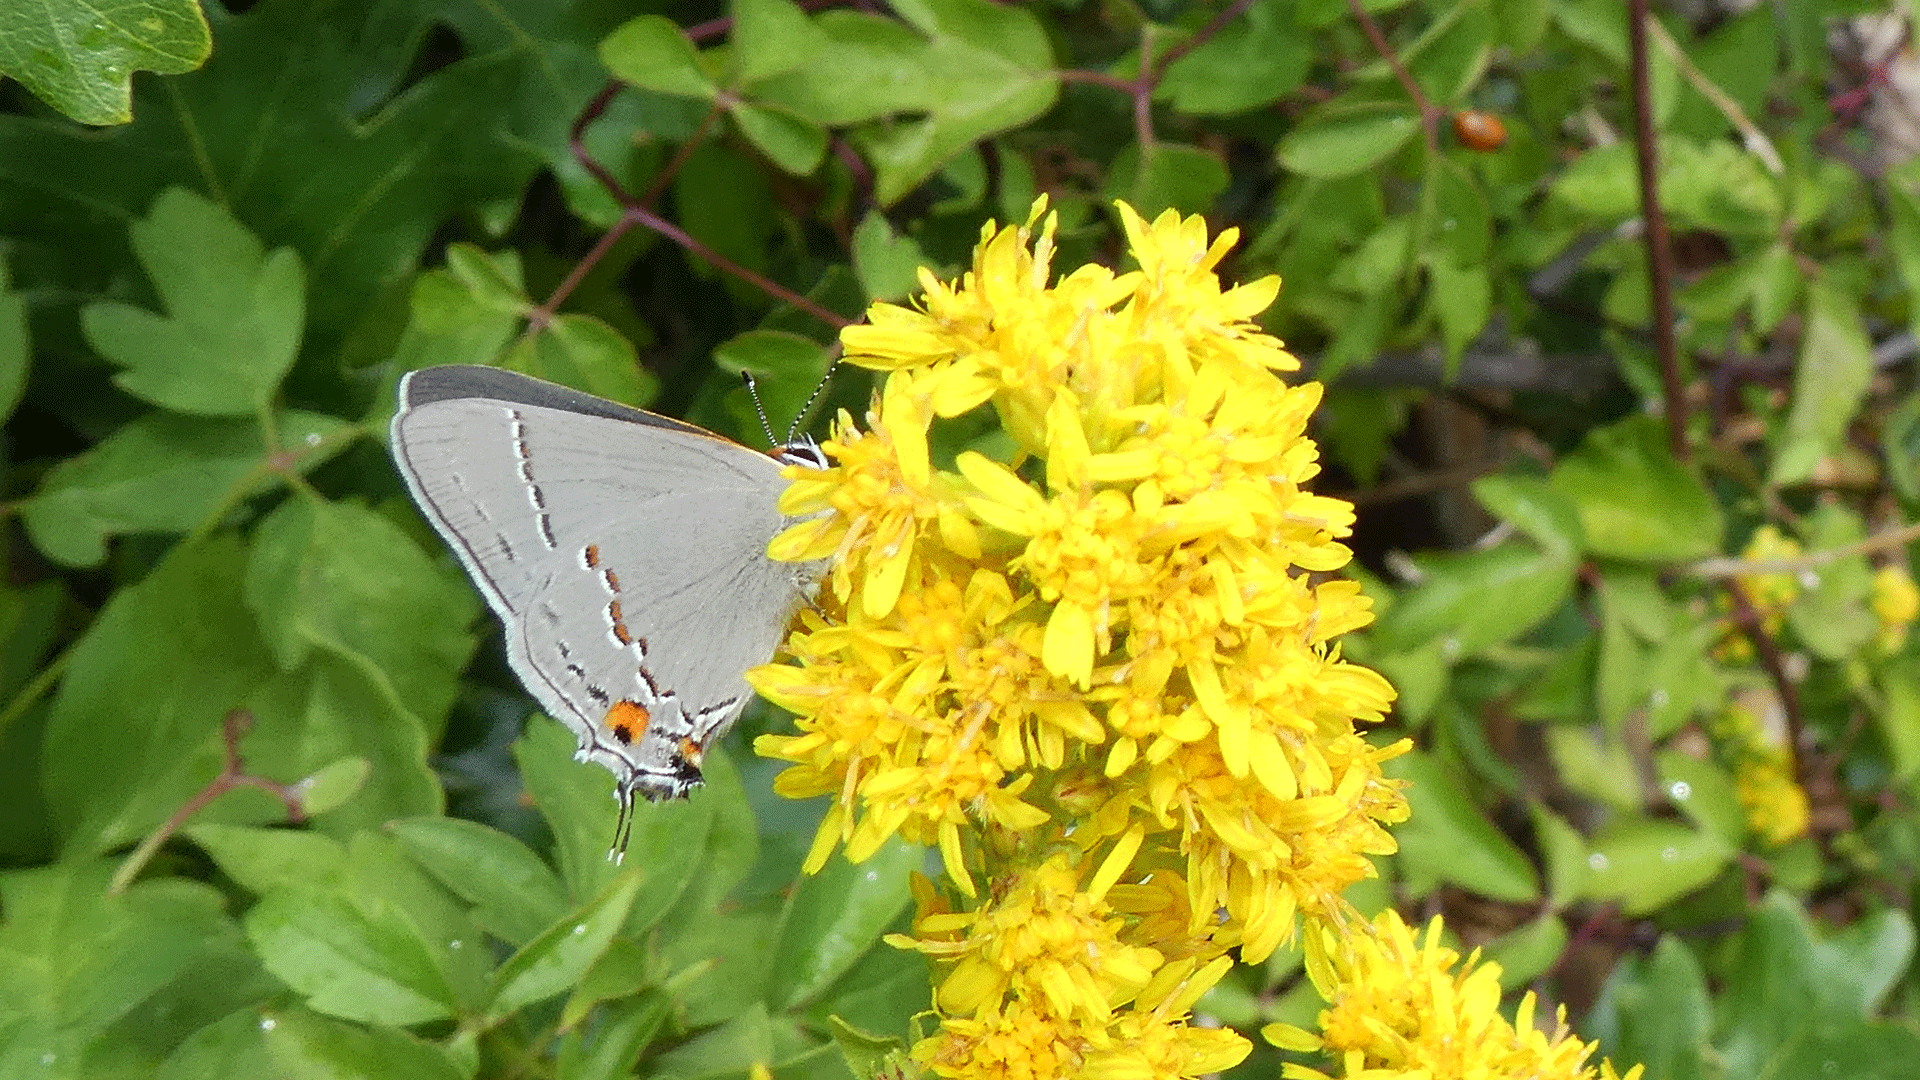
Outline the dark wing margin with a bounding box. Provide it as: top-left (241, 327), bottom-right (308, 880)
top-left (399, 365), bottom-right (720, 441)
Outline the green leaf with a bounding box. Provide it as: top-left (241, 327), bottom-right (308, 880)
top-left (245, 890), bottom-right (458, 1026)
top-left (1888, 182), bottom-right (1920, 340)
top-left (1470, 474), bottom-right (1583, 556)
top-left (154, 1006), bottom-right (274, 1080)
top-left (1886, 387), bottom-right (1920, 503)
top-left (642, 1004), bottom-right (777, 1077)
top-left (729, 102), bottom-right (828, 175)
top-left (1786, 502), bottom-right (1876, 659)
top-left (1384, 751), bottom-right (1540, 902)
top-left (1655, 751), bottom-right (1747, 849)
top-left (1545, 727), bottom-right (1641, 811)
top-left (41, 540), bottom-right (277, 855)
top-left (188, 824), bottom-right (347, 896)
top-left (1588, 936), bottom-right (1713, 1080)
top-left (1372, 640), bottom-right (1449, 727)
top-left (713, 329), bottom-right (833, 441)
top-left (20, 410), bottom-right (350, 568)
top-left (1376, 540), bottom-right (1575, 656)
top-left (2, 0), bottom-right (602, 356)
top-left (1581, 819), bottom-right (1731, 915)
top-left (257, 1006), bottom-right (465, 1080)
top-left (559, 940), bottom-right (652, 1029)
top-left (1775, 279), bottom-right (1876, 485)
top-left (554, 992), bottom-right (669, 1080)
top-left (811, 940), bottom-right (931, 1046)
top-left (770, 835), bottom-right (919, 1008)
top-left (387, 817), bottom-right (570, 948)
top-left (1104, 142), bottom-right (1230, 219)
top-left (753, 0), bottom-right (1058, 204)
top-left (242, 834), bottom-right (488, 1026)
top-left (295, 757), bottom-right (370, 818)
top-left (244, 652), bottom-right (447, 833)
top-left (826, 1017), bottom-right (915, 1080)
top-left (732, 0), bottom-right (829, 84)
top-left (0, 861), bottom-right (272, 1079)
top-left (1532, 806), bottom-right (1589, 904)
top-left (1881, 660), bottom-right (1920, 785)
top-left (0, 253), bottom-right (26, 425)
top-left (1490, 0), bottom-right (1549, 52)
top-left (0, 0), bottom-right (211, 126)
top-left (1484, 916), bottom-right (1566, 989)
top-left (1427, 257), bottom-right (1490, 365)
top-left (1155, 1), bottom-right (1309, 115)
top-left (1718, 894), bottom-right (1920, 1078)
top-left (442, 243), bottom-right (529, 314)
top-left (598, 16), bottom-right (718, 98)
top-left (502, 313), bottom-right (655, 408)
top-left (1549, 415), bottom-right (1724, 561)
top-left (1430, 160), bottom-right (1491, 266)
top-left (245, 498), bottom-right (479, 727)
top-left (1277, 104), bottom-right (1418, 179)
top-left (485, 869), bottom-right (644, 1021)
top-left (851, 212), bottom-right (932, 302)
top-left (82, 188), bottom-right (305, 416)
top-left (1748, 241), bottom-right (1799, 333)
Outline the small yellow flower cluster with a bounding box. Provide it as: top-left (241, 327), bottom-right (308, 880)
top-left (1264, 911), bottom-right (1645, 1080)
top-left (891, 853), bottom-right (1249, 1080)
top-left (1871, 562), bottom-right (1919, 654)
top-left (1712, 697), bottom-right (1810, 847)
top-left (1714, 526), bottom-right (1804, 661)
top-left (752, 201), bottom-right (1409, 1075)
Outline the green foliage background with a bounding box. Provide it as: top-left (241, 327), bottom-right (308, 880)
top-left (2, 0), bottom-right (1918, 1077)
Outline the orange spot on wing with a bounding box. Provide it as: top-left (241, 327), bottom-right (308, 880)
top-left (604, 699), bottom-right (650, 745)
top-left (678, 736), bottom-right (705, 765)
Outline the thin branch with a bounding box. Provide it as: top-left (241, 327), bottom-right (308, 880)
top-left (1628, 0), bottom-right (1689, 459)
top-left (108, 710), bottom-right (306, 896)
top-left (1134, 31), bottom-right (1155, 149)
top-left (1154, 0), bottom-right (1259, 79)
top-left (1722, 582), bottom-right (1808, 791)
top-left (1682, 520), bottom-right (1920, 579)
top-left (528, 216), bottom-right (639, 330)
top-left (567, 81), bottom-right (629, 203)
top-left (646, 99), bottom-right (728, 210)
top-left (1346, 0), bottom-right (1442, 155)
top-left (625, 201), bottom-right (850, 327)
top-left (0, 643), bottom-right (73, 741)
top-left (554, 80), bottom-right (849, 330)
top-left (1060, 0), bottom-right (1257, 152)
top-left (1645, 16), bottom-right (1781, 174)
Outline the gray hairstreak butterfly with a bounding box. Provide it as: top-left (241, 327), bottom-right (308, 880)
top-left (390, 365), bottom-right (827, 855)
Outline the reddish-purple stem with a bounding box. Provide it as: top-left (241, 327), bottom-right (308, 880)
top-left (1346, 0), bottom-right (1442, 155)
top-left (1628, 0), bottom-right (1689, 459)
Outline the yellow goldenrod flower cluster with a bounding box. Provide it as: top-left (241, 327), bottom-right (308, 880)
top-left (1714, 526), bottom-right (1804, 661)
top-left (1711, 696), bottom-right (1811, 847)
top-left (1871, 562), bottom-right (1919, 654)
top-left (750, 200), bottom-right (1409, 1075)
top-left (1265, 911), bottom-right (1644, 1080)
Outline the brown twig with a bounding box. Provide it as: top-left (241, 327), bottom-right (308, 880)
top-left (1346, 0), bottom-right (1442, 155)
top-left (1059, 0), bottom-right (1258, 151)
top-left (544, 79), bottom-right (850, 331)
top-left (108, 710), bottom-right (306, 896)
top-left (1722, 582), bottom-right (1808, 791)
top-left (1627, 1), bottom-right (1689, 460)
top-left (1682, 519), bottom-right (1920, 579)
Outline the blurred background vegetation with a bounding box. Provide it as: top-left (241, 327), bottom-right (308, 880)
top-left (1, 0), bottom-right (1918, 1077)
